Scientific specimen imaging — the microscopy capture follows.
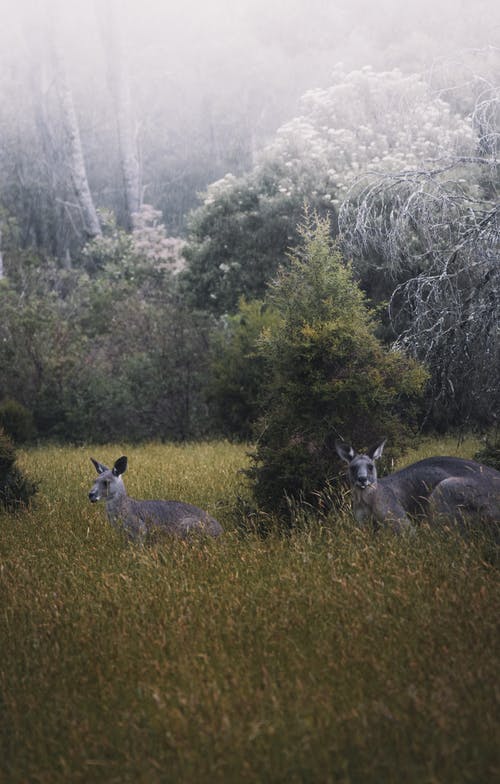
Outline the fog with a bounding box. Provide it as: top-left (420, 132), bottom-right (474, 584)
top-left (0, 0), bottom-right (498, 444)
top-left (1, 0), bottom-right (499, 235)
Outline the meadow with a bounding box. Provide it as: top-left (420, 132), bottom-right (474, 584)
top-left (0, 439), bottom-right (499, 783)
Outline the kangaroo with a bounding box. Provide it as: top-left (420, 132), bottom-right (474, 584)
top-left (335, 439), bottom-right (500, 535)
top-left (88, 456), bottom-right (223, 542)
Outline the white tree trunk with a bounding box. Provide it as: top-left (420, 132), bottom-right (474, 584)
top-left (101, 0), bottom-right (141, 229)
top-left (51, 4), bottom-right (101, 239)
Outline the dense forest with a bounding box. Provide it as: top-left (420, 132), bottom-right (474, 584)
top-left (0, 1), bottom-right (498, 504)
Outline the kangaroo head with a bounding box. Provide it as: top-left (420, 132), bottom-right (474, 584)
top-left (88, 456), bottom-right (128, 503)
top-left (335, 439), bottom-right (386, 490)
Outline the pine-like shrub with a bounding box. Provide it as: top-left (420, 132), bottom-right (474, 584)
top-left (249, 213), bottom-right (427, 518)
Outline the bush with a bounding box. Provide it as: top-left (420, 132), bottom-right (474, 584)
top-left (474, 433), bottom-right (500, 472)
top-left (248, 213), bottom-right (427, 518)
top-left (209, 299), bottom-right (281, 440)
top-left (0, 399), bottom-right (36, 443)
top-left (0, 428), bottom-right (37, 510)
top-left (182, 66), bottom-right (474, 317)
top-left (181, 170), bottom-right (309, 315)
top-left (0, 245), bottom-right (212, 444)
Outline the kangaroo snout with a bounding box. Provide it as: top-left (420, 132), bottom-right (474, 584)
top-left (88, 489), bottom-right (99, 503)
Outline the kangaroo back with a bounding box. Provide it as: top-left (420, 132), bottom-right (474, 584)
top-left (378, 456), bottom-right (500, 517)
top-left (125, 498), bottom-right (223, 540)
top-left (335, 439), bottom-right (500, 535)
top-left (89, 456), bottom-right (223, 542)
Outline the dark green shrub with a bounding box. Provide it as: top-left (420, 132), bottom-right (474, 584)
top-left (209, 299), bottom-right (280, 440)
top-left (248, 213), bottom-right (428, 518)
top-left (181, 168), bottom-right (327, 315)
top-left (0, 429), bottom-right (37, 510)
top-left (0, 246), bottom-right (212, 443)
top-left (0, 399), bottom-right (36, 443)
top-left (474, 433), bottom-right (500, 472)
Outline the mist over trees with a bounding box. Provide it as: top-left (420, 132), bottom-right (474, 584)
top-left (182, 54), bottom-right (499, 433)
top-left (0, 0), bottom-right (498, 463)
top-left (183, 65), bottom-right (477, 312)
top-left (1, 0), bottom-right (497, 245)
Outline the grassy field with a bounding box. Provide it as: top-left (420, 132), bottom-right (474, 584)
top-left (0, 439), bottom-right (499, 783)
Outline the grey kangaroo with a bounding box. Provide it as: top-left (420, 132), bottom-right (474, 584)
top-left (335, 439), bottom-right (500, 535)
top-left (88, 456), bottom-right (223, 542)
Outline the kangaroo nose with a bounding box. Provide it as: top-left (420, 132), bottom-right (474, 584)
top-left (89, 490), bottom-right (98, 503)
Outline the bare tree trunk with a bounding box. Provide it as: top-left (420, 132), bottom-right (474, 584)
top-left (0, 229), bottom-right (4, 279)
top-left (100, 0), bottom-right (141, 230)
top-left (52, 27), bottom-right (101, 240)
top-left (46, 0), bottom-right (101, 242)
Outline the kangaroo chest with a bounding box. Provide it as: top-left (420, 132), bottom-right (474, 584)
top-left (351, 487), bottom-right (378, 525)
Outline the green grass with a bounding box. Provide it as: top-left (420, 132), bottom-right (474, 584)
top-left (0, 440), bottom-right (499, 783)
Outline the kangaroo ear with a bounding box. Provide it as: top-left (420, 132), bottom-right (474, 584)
top-left (113, 456), bottom-right (128, 476)
top-left (91, 458), bottom-right (108, 475)
top-left (335, 440), bottom-right (356, 463)
top-left (368, 438), bottom-right (387, 461)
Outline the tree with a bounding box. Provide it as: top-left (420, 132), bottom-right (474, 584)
top-left (248, 213), bottom-right (427, 517)
top-left (183, 66), bottom-right (473, 314)
top-left (51, 1), bottom-right (101, 241)
top-left (339, 75), bottom-right (499, 429)
top-left (208, 299), bottom-right (280, 440)
top-left (0, 6), bottom-right (98, 260)
top-left (0, 226), bottom-right (211, 444)
top-left (98, 0), bottom-right (141, 230)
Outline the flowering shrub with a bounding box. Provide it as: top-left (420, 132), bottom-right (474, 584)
top-left (265, 65), bottom-right (473, 207)
top-left (183, 66), bottom-right (473, 313)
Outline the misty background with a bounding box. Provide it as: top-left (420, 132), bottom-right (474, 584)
top-left (2, 0), bottom-right (498, 237)
top-left (0, 0), bottom-right (498, 447)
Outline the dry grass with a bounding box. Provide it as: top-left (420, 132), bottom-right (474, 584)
top-left (0, 440), bottom-right (498, 783)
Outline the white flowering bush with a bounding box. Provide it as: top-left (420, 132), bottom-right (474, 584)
top-left (82, 205), bottom-right (185, 278)
top-left (263, 65), bottom-right (474, 206)
top-left (131, 205), bottom-right (186, 273)
top-left (183, 66), bottom-right (474, 313)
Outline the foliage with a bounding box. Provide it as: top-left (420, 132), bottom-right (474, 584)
top-left (248, 214), bottom-right (427, 516)
top-left (0, 399), bottom-right (36, 443)
top-left (182, 66), bottom-right (473, 314)
top-left (339, 73), bottom-right (499, 429)
top-left (0, 236), bottom-right (212, 443)
top-left (0, 254), bottom-right (87, 436)
top-left (82, 206), bottom-right (185, 276)
top-left (0, 441), bottom-right (498, 783)
top-left (0, 428), bottom-right (37, 509)
top-left (61, 294), bottom-right (213, 444)
top-left (182, 171), bottom-right (307, 313)
top-left (475, 432), bottom-right (500, 472)
top-left (1, 50), bottom-right (498, 443)
top-left (265, 65), bottom-right (472, 207)
top-left (1, 0), bottom-right (495, 254)
top-left (208, 299), bottom-right (280, 440)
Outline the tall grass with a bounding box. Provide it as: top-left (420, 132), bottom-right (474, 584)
top-left (0, 440), bottom-right (498, 783)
